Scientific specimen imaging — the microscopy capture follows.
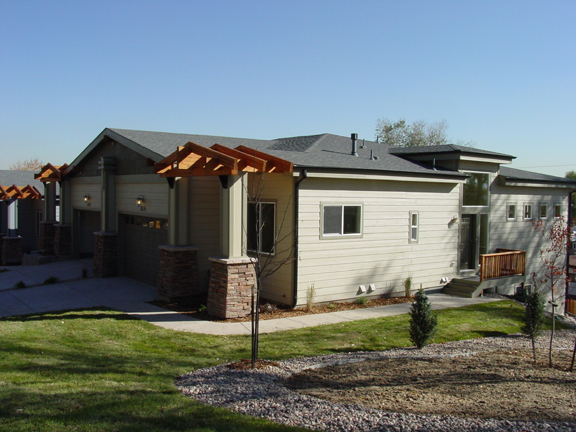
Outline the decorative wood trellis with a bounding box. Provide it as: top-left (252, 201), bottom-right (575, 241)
top-left (0, 184), bottom-right (42, 200)
top-left (34, 163), bottom-right (69, 182)
top-left (154, 142), bottom-right (292, 177)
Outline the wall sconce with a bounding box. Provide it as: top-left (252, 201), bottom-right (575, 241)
top-left (450, 215), bottom-right (460, 225)
top-left (136, 195), bottom-right (145, 207)
top-left (83, 194), bottom-right (90, 203)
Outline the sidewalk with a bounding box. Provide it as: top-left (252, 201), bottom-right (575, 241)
top-left (0, 259), bottom-right (503, 335)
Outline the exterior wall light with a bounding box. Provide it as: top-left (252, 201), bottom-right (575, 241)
top-left (137, 196), bottom-right (145, 207)
top-left (451, 215), bottom-right (460, 224)
top-left (83, 194), bottom-right (90, 203)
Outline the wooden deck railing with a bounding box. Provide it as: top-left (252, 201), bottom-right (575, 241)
top-left (479, 249), bottom-right (526, 282)
top-left (567, 299), bottom-right (576, 316)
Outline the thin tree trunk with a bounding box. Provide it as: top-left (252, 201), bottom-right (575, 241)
top-left (549, 304), bottom-right (555, 368)
top-left (251, 283), bottom-right (256, 368)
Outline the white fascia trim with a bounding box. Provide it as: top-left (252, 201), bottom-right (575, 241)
top-left (502, 180), bottom-right (576, 189)
top-left (294, 171), bottom-right (466, 184)
top-left (460, 155), bottom-right (513, 164)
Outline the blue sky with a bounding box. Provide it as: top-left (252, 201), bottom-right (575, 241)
top-left (1, 0), bottom-right (574, 177)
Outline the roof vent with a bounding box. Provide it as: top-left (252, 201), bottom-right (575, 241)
top-left (351, 133), bottom-right (358, 157)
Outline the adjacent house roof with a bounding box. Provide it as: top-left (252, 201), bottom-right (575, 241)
top-left (0, 170), bottom-right (43, 200)
top-left (88, 128), bottom-right (467, 180)
top-left (388, 144), bottom-right (515, 160)
top-left (499, 167), bottom-right (576, 188)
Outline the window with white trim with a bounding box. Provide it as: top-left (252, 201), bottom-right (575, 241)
top-left (523, 203), bottom-right (533, 220)
top-left (322, 204), bottom-right (362, 236)
top-left (247, 202), bottom-right (275, 254)
top-left (409, 211), bottom-right (419, 243)
top-left (506, 203), bottom-right (516, 221)
top-left (554, 204), bottom-right (562, 219)
top-left (539, 203), bottom-right (548, 220)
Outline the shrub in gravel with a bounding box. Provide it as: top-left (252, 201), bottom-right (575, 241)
top-left (409, 289), bottom-right (438, 349)
top-left (521, 290), bottom-right (545, 364)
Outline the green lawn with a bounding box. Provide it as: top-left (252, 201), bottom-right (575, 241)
top-left (0, 300), bottom-right (554, 431)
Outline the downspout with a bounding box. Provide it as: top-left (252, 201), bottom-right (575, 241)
top-left (292, 169), bottom-right (308, 308)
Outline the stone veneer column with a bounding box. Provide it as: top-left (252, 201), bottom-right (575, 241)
top-left (207, 257), bottom-right (256, 319)
top-left (93, 232), bottom-right (118, 277)
top-left (54, 224), bottom-right (72, 256)
top-left (1, 236), bottom-right (23, 265)
top-left (39, 221), bottom-right (57, 252)
top-left (157, 245), bottom-right (199, 300)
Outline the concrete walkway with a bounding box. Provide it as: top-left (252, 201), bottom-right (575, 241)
top-left (0, 259), bottom-right (503, 335)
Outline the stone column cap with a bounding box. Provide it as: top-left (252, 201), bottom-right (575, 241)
top-left (209, 256), bottom-right (257, 265)
top-left (94, 231), bottom-right (118, 237)
top-left (159, 245), bottom-right (199, 252)
top-left (55, 223), bottom-right (72, 227)
top-left (1, 236), bottom-right (22, 240)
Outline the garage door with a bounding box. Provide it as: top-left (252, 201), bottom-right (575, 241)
top-left (121, 215), bottom-right (168, 285)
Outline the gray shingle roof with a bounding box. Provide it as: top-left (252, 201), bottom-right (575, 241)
top-left (0, 170), bottom-right (43, 189)
top-left (107, 128), bottom-right (466, 178)
top-left (500, 167), bottom-right (576, 185)
top-left (388, 144), bottom-right (514, 159)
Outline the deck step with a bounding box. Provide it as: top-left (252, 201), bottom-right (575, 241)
top-left (443, 278), bottom-right (483, 298)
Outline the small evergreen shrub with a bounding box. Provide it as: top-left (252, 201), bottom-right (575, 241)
top-left (521, 290), bottom-right (545, 364)
top-left (409, 289), bottom-right (438, 349)
top-left (355, 296), bottom-right (367, 305)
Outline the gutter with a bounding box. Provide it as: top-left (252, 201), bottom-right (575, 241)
top-left (292, 169), bottom-right (308, 308)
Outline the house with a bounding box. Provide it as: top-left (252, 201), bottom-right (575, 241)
top-left (34, 128), bottom-right (576, 318)
top-left (0, 170), bottom-right (44, 264)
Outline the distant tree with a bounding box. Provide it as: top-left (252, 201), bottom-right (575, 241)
top-left (521, 290), bottom-right (545, 364)
top-left (409, 289), bottom-right (438, 349)
top-left (375, 118), bottom-right (475, 148)
top-left (531, 216), bottom-right (571, 368)
top-left (566, 170), bottom-right (576, 181)
top-left (9, 157), bottom-right (43, 171)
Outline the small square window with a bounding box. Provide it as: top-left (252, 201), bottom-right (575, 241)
top-left (539, 204), bottom-right (548, 220)
top-left (554, 204), bottom-right (562, 218)
top-left (507, 203), bottom-right (516, 221)
top-left (248, 202), bottom-right (276, 254)
top-left (523, 203), bottom-right (533, 220)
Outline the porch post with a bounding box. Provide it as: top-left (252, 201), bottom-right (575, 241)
top-left (158, 177), bottom-right (199, 300)
top-left (207, 172), bottom-right (256, 319)
top-left (93, 157), bottom-right (118, 278)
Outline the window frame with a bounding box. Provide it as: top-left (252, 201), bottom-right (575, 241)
top-left (409, 211), bottom-right (419, 243)
top-left (506, 203), bottom-right (517, 221)
top-left (247, 201), bottom-right (276, 255)
top-left (462, 171), bottom-right (490, 208)
top-left (321, 203), bottom-right (363, 238)
top-left (554, 204), bottom-right (562, 219)
top-left (539, 203), bottom-right (548, 220)
top-left (523, 202), bottom-right (534, 221)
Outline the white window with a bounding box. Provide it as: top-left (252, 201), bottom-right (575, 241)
top-left (247, 202), bottom-right (275, 254)
top-left (322, 204), bottom-right (362, 236)
top-left (554, 204), bottom-right (562, 219)
top-left (506, 203), bottom-right (516, 221)
top-left (409, 211), bottom-right (419, 243)
top-left (539, 204), bottom-right (548, 220)
top-left (523, 203), bottom-right (533, 220)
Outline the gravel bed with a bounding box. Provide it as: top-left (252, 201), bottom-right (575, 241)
top-left (176, 331), bottom-right (576, 432)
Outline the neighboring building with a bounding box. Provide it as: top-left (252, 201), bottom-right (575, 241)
top-left (35, 128), bottom-right (576, 317)
top-left (0, 170), bottom-right (44, 263)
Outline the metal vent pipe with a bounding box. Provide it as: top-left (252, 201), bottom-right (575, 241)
top-left (351, 133), bottom-right (358, 157)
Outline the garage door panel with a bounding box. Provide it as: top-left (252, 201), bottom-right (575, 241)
top-left (121, 215), bottom-right (168, 285)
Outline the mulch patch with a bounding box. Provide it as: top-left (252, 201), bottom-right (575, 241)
top-left (227, 359), bottom-right (280, 370)
top-left (149, 295), bottom-right (414, 323)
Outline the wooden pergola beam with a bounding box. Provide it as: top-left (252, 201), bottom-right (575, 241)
top-left (234, 145), bottom-right (293, 173)
top-left (210, 143), bottom-right (267, 172)
top-left (34, 163), bottom-right (69, 182)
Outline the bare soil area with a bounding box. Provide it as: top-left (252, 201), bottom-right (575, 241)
top-left (285, 348), bottom-right (576, 423)
top-left (150, 296), bottom-right (413, 322)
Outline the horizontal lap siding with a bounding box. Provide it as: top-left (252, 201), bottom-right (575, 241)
top-left (117, 180), bottom-right (169, 217)
top-left (490, 183), bottom-right (570, 282)
top-left (296, 177), bottom-right (460, 306)
top-left (71, 182), bottom-right (101, 211)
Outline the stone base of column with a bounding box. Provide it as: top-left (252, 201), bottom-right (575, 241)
top-left (207, 256), bottom-right (256, 319)
top-left (157, 245), bottom-right (199, 300)
top-left (1, 236), bottom-right (23, 265)
top-left (54, 224), bottom-right (72, 256)
top-left (93, 232), bottom-right (118, 278)
top-left (39, 221), bottom-right (57, 252)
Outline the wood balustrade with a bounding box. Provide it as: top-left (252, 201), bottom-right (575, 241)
top-left (479, 249), bottom-right (526, 282)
